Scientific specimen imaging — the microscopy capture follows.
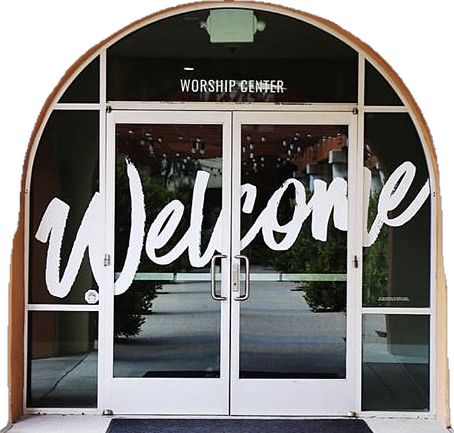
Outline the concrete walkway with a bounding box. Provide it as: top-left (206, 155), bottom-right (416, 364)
top-left (3, 415), bottom-right (450, 433)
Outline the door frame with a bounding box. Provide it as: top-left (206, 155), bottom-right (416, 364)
top-left (230, 110), bottom-right (361, 416)
top-left (102, 109), bottom-right (233, 415)
top-left (99, 103), bottom-right (362, 416)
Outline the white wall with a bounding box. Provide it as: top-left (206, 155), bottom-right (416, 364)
top-left (0, 1), bottom-right (452, 428)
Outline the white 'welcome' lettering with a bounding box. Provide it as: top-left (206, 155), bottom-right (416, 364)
top-left (35, 160), bottom-right (430, 298)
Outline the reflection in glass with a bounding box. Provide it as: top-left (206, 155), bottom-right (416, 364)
top-left (363, 113), bottom-right (431, 307)
top-left (59, 57), bottom-right (100, 103)
top-left (114, 279), bottom-right (221, 378)
top-left (362, 314), bottom-right (430, 411)
top-left (27, 312), bottom-right (98, 408)
top-left (29, 111), bottom-right (99, 304)
top-left (113, 124), bottom-right (223, 378)
top-left (365, 60), bottom-right (403, 106)
top-left (108, 9), bottom-right (358, 103)
top-left (239, 124), bottom-right (348, 378)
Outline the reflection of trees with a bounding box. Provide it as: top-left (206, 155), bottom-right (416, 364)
top-left (363, 192), bottom-right (389, 306)
top-left (268, 191), bottom-right (389, 311)
top-left (114, 158), bottom-right (191, 339)
top-left (114, 283), bottom-right (155, 339)
top-left (271, 220), bottom-right (347, 312)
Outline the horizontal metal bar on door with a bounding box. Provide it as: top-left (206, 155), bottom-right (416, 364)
top-left (107, 101), bottom-right (358, 112)
top-left (26, 304), bottom-right (100, 312)
top-left (119, 272), bottom-right (347, 282)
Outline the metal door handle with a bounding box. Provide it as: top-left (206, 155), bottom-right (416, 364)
top-left (234, 255), bottom-right (250, 301)
top-left (211, 254), bottom-right (227, 301)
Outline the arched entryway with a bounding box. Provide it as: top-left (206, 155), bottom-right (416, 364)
top-left (8, 1), bottom-right (448, 426)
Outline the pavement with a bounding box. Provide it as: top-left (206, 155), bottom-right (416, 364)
top-left (29, 279), bottom-right (427, 410)
top-left (24, 273), bottom-right (432, 424)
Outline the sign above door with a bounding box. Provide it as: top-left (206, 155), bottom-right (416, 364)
top-left (179, 79), bottom-right (286, 95)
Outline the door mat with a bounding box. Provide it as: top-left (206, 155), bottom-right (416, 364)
top-left (106, 418), bottom-right (373, 433)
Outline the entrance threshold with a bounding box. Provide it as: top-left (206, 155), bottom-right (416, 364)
top-left (5, 415), bottom-right (447, 433)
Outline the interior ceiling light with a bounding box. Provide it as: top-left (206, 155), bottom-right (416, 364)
top-left (200, 9), bottom-right (266, 43)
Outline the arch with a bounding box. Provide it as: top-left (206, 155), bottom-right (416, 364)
top-left (8, 1), bottom-right (448, 426)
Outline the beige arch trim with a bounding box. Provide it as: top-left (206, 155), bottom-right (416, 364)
top-left (9, 0), bottom-right (449, 426)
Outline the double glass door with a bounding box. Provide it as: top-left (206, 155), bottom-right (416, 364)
top-left (104, 109), bottom-right (359, 416)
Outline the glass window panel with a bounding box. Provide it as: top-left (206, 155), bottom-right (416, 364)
top-left (27, 311), bottom-right (98, 408)
top-left (113, 279), bottom-right (221, 378)
top-left (363, 113), bottom-right (431, 307)
top-left (365, 60), bottom-right (403, 106)
top-left (29, 110), bottom-right (99, 304)
top-left (239, 124), bottom-right (348, 378)
top-left (107, 9), bottom-right (358, 103)
top-left (113, 123), bottom-right (223, 378)
top-left (362, 314), bottom-right (430, 411)
top-left (59, 57), bottom-right (100, 103)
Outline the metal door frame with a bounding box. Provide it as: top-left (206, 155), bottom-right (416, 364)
top-left (101, 109), bottom-right (233, 415)
top-left (100, 104), bottom-right (362, 415)
top-left (229, 110), bottom-right (361, 416)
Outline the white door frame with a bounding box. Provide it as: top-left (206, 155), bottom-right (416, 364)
top-left (230, 111), bottom-right (360, 416)
top-left (100, 106), bottom-right (361, 416)
top-left (102, 110), bottom-right (232, 415)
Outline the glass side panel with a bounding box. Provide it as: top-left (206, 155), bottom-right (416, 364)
top-left (362, 314), bottom-right (430, 411)
top-left (113, 123), bottom-right (223, 378)
top-left (27, 311), bottom-right (98, 408)
top-left (29, 110), bottom-right (99, 304)
top-left (59, 57), bottom-right (100, 103)
top-left (365, 60), bottom-right (403, 106)
top-left (239, 124), bottom-right (348, 379)
top-left (363, 113), bottom-right (431, 307)
top-left (107, 9), bottom-right (358, 103)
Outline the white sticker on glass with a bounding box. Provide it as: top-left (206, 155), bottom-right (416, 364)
top-left (84, 289), bottom-right (99, 305)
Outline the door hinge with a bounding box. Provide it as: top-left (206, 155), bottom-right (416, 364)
top-left (104, 254), bottom-right (111, 267)
top-left (353, 255), bottom-right (359, 268)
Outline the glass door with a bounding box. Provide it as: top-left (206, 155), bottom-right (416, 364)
top-left (103, 108), bottom-right (359, 416)
top-left (104, 110), bottom-right (232, 414)
top-left (230, 111), bottom-right (359, 415)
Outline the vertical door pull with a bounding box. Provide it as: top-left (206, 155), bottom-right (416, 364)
top-left (211, 254), bottom-right (227, 301)
top-left (234, 255), bottom-right (250, 301)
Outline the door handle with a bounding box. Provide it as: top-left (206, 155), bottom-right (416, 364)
top-left (234, 255), bottom-right (250, 301)
top-left (211, 254), bottom-right (227, 301)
